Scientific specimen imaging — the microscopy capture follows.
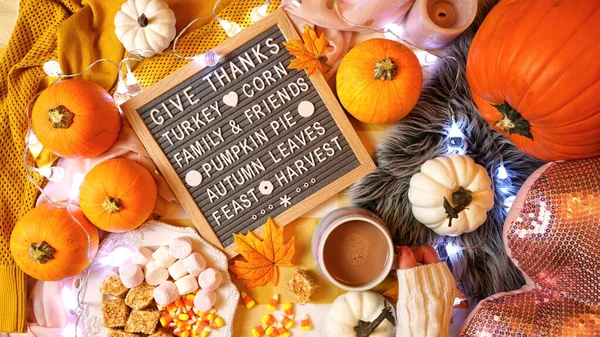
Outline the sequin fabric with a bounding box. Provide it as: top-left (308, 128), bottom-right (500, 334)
top-left (461, 158), bottom-right (600, 336)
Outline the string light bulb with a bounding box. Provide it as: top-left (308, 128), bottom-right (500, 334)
top-left (446, 119), bottom-right (467, 155)
top-left (37, 166), bottom-right (65, 182)
top-left (43, 60), bottom-right (62, 77)
top-left (113, 77), bottom-right (130, 105)
top-left (125, 71), bottom-right (142, 97)
top-left (291, 0), bottom-right (302, 8)
top-left (495, 163), bottom-right (513, 194)
top-left (217, 17), bottom-right (242, 37)
top-left (251, 2), bottom-right (270, 22)
top-left (445, 243), bottom-right (461, 256)
top-left (193, 50), bottom-right (220, 67)
top-left (384, 23), bottom-right (404, 39)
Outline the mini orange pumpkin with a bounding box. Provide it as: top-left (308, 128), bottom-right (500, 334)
top-left (10, 203), bottom-right (99, 281)
top-left (336, 38), bottom-right (423, 124)
top-left (79, 158), bottom-right (157, 232)
top-left (32, 79), bottom-right (121, 159)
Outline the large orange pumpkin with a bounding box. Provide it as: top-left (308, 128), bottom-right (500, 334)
top-left (466, 0), bottom-right (600, 161)
top-left (10, 203), bottom-right (99, 281)
top-left (79, 158), bottom-right (157, 232)
top-left (336, 38), bottom-right (423, 125)
top-left (32, 79), bottom-right (121, 159)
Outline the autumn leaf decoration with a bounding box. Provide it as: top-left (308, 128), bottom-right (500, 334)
top-left (229, 217), bottom-right (296, 288)
top-left (283, 25), bottom-right (331, 75)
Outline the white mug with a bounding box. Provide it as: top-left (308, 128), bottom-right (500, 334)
top-left (312, 207), bottom-right (396, 291)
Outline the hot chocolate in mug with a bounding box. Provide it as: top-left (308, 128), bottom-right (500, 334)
top-left (312, 207), bottom-right (397, 291)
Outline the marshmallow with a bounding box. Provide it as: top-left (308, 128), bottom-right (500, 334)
top-left (168, 259), bottom-right (188, 280)
top-left (175, 274), bottom-right (199, 296)
top-left (169, 236), bottom-right (193, 259)
top-left (194, 289), bottom-right (217, 312)
top-left (145, 261), bottom-right (169, 286)
top-left (153, 281), bottom-right (179, 306)
top-left (120, 263), bottom-right (144, 288)
top-left (198, 268), bottom-right (222, 291)
top-left (131, 247), bottom-right (154, 266)
top-left (152, 245), bottom-right (177, 268)
top-left (183, 252), bottom-right (207, 276)
top-left (118, 259), bottom-right (136, 276)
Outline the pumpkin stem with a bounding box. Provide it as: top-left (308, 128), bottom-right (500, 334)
top-left (102, 197), bottom-right (122, 213)
top-left (374, 57), bottom-right (398, 80)
top-left (28, 241), bottom-right (55, 264)
top-left (492, 102), bottom-right (533, 140)
top-left (443, 187), bottom-right (472, 227)
top-left (48, 106), bottom-right (74, 129)
top-left (137, 13), bottom-right (149, 27)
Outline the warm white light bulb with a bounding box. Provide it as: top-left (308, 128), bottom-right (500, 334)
top-left (218, 18), bottom-right (242, 37)
top-left (414, 49), bottom-right (439, 67)
top-left (291, 0), bottom-right (302, 8)
top-left (496, 164), bottom-right (512, 193)
top-left (43, 60), bottom-right (62, 77)
top-left (126, 71), bottom-right (142, 97)
top-left (113, 78), bottom-right (129, 105)
top-left (251, 4), bottom-right (269, 22)
top-left (69, 173), bottom-right (85, 200)
top-left (61, 286), bottom-right (78, 311)
top-left (446, 120), bottom-right (467, 155)
top-left (445, 243), bottom-right (461, 256)
top-left (503, 195), bottom-right (516, 209)
top-left (27, 129), bottom-right (39, 146)
top-left (193, 50), bottom-right (220, 67)
top-left (384, 23), bottom-right (404, 39)
top-left (38, 166), bottom-right (65, 182)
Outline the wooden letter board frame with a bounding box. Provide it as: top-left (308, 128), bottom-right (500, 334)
top-left (120, 9), bottom-right (375, 257)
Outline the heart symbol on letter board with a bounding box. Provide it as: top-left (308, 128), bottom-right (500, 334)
top-left (223, 91), bottom-right (238, 107)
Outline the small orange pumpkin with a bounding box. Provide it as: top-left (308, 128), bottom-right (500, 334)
top-left (79, 158), bottom-right (157, 232)
top-left (336, 38), bottom-right (423, 124)
top-left (10, 203), bottom-right (99, 281)
top-left (32, 79), bottom-right (121, 159)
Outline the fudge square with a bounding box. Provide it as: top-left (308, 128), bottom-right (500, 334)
top-left (124, 308), bottom-right (160, 334)
top-left (101, 299), bottom-right (130, 328)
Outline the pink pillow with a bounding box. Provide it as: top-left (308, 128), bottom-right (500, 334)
top-left (460, 158), bottom-right (600, 336)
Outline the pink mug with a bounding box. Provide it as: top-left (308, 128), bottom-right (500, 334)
top-left (312, 207), bottom-right (396, 291)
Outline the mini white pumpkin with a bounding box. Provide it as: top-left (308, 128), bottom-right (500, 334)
top-left (408, 154), bottom-right (494, 236)
top-left (326, 291), bottom-right (395, 337)
top-left (114, 0), bottom-right (176, 56)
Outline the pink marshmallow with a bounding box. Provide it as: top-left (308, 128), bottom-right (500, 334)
top-left (130, 247), bottom-right (154, 266)
top-left (193, 289), bottom-right (217, 312)
top-left (183, 252), bottom-right (207, 276)
top-left (175, 274), bottom-right (199, 295)
top-left (169, 236), bottom-right (193, 259)
top-left (120, 264), bottom-right (144, 288)
top-left (118, 259), bottom-right (136, 276)
top-left (197, 268), bottom-right (222, 291)
top-left (153, 281), bottom-right (179, 305)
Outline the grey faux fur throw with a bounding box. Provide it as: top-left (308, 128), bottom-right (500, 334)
top-left (350, 0), bottom-right (545, 304)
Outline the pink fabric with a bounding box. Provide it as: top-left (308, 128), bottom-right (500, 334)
top-left (280, 0), bottom-right (415, 80)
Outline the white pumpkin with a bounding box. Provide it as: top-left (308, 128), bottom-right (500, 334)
top-left (326, 291), bottom-right (395, 337)
top-left (114, 0), bottom-right (176, 56)
top-left (408, 154), bottom-right (494, 236)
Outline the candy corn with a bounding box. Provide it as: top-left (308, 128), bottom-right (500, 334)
top-left (277, 322), bottom-right (290, 337)
top-left (200, 327), bottom-right (211, 337)
top-left (181, 331), bottom-right (190, 337)
top-left (185, 294), bottom-right (195, 311)
top-left (252, 323), bottom-right (268, 337)
top-left (267, 294), bottom-right (279, 311)
top-left (265, 325), bottom-right (279, 337)
top-left (209, 316), bottom-right (225, 329)
top-left (301, 314), bottom-right (312, 331)
top-left (241, 291), bottom-right (256, 309)
top-left (262, 314), bottom-right (276, 326)
top-left (160, 312), bottom-right (173, 326)
top-left (280, 315), bottom-right (294, 329)
top-left (282, 303), bottom-right (294, 318)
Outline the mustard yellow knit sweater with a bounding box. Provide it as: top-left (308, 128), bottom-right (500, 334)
top-left (0, 0), bottom-right (278, 332)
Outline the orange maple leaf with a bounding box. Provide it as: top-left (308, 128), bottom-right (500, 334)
top-left (229, 217), bottom-right (296, 288)
top-left (283, 25), bottom-right (331, 76)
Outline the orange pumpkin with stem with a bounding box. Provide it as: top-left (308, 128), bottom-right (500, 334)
top-left (336, 38), bottom-right (423, 125)
top-left (32, 79), bottom-right (121, 159)
top-left (466, 0), bottom-right (600, 161)
top-left (79, 158), bottom-right (157, 233)
top-left (10, 203), bottom-right (99, 281)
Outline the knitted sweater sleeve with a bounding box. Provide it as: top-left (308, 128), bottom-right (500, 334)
top-left (396, 262), bottom-right (456, 337)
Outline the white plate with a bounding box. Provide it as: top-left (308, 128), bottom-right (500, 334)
top-left (80, 221), bottom-right (239, 337)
